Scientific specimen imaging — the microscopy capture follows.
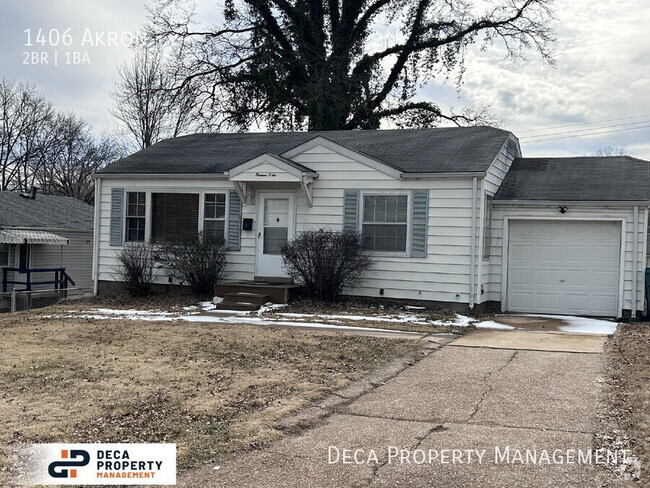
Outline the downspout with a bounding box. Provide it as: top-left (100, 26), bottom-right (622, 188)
top-left (469, 177), bottom-right (478, 309)
top-left (92, 177), bottom-right (102, 296)
top-left (631, 205), bottom-right (639, 318)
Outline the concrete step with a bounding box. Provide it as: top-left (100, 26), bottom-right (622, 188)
top-left (223, 292), bottom-right (270, 306)
top-left (215, 281), bottom-right (303, 303)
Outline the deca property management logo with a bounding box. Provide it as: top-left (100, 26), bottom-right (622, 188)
top-left (16, 443), bottom-right (176, 485)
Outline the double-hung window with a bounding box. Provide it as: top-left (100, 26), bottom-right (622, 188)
top-left (0, 244), bottom-right (9, 267)
top-left (362, 194), bottom-right (409, 253)
top-left (203, 194), bottom-right (227, 242)
top-left (126, 192), bottom-right (146, 242)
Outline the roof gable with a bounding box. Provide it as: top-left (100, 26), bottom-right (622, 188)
top-left (227, 153), bottom-right (317, 182)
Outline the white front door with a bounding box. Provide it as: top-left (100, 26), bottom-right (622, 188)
top-left (255, 193), bottom-right (295, 278)
top-left (507, 220), bottom-right (621, 317)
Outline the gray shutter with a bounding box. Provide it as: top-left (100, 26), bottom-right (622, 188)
top-left (109, 188), bottom-right (124, 246)
top-left (410, 190), bottom-right (428, 258)
top-left (343, 190), bottom-right (359, 233)
top-left (227, 190), bottom-right (242, 251)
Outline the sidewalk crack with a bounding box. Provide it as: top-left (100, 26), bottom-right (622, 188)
top-left (467, 350), bottom-right (518, 422)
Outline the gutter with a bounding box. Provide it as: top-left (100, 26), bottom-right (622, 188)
top-left (93, 173), bottom-right (230, 180)
top-left (400, 171), bottom-right (486, 179)
top-left (494, 199), bottom-right (650, 207)
top-left (469, 176), bottom-right (478, 309)
top-left (92, 177), bottom-right (101, 296)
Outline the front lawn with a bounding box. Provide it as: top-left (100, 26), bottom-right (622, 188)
top-left (599, 322), bottom-right (650, 483)
top-left (0, 307), bottom-right (420, 483)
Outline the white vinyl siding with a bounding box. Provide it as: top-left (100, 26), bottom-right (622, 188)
top-left (30, 230), bottom-right (94, 293)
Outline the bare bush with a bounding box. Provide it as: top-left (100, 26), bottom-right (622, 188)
top-left (115, 244), bottom-right (156, 297)
top-left (281, 230), bottom-right (373, 301)
top-left (155, 233), bottom-right (227, 297)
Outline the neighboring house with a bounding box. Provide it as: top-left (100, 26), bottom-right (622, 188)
top-left (93, 127), bottom-right (650, 318)
top-left (0, 190), bottom-right (95, 294)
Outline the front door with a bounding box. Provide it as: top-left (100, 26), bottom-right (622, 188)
top-left (255, 193), bottom-right (295, 278)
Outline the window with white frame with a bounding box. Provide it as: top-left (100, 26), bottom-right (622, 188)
top-left (126, 192), bottom-right (146, 242)
top-left (204, 193), bottom-right (227, 242)
top-left (0, 244), bottom-right (9, 267)
top-left (362, 194), bottom-right (408, 252)
top-left (483, 195), bottom-right (493, 259)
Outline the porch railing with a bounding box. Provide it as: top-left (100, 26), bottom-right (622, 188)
top-left (2, 267), bottom-right (76, 293)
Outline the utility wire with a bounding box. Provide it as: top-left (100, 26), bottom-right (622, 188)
top-left (516, 114), bottom-right (650, 134)
top-left (522, 124), bottom-right (650, 143)
top-left (522, 119), bottom-right (650, 141)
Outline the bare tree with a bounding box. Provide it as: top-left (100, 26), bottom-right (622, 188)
top-left (111, 45), bottom-right (198, 149)
top-left (146, 0), bottom-right (555, 131)
top-left (0, 79), bottom-right (55, 191)
top-left (36, 113), bottom-right (117, 204)
top-left (592, 146), bottom-right (625, 157)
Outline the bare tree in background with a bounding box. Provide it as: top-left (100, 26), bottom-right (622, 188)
top-left (146, 0), bottom-right (555, 131)
top-left (36, 113), bottom-right (117, 204)
top-left (0, 79), bottom-right (55, 191)
top-left (592, 146), bottom-right (625, 157)
top-left (111, 45), bottom-right (198, 149)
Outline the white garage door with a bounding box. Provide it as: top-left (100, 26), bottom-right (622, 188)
top-left (507, 220), bottom-right (621, 317)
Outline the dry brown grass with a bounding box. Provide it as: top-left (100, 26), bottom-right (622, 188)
top-left (600, 322), bottom-right (650, 484)
top-left (0, 307), bottom-right (420, 481)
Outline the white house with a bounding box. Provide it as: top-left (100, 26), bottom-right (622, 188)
top-left (92, 127), bottom-right (650, 318)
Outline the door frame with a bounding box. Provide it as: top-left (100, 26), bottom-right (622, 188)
top-left (501, 216), bottom-right (626, 316)
top-left (254, 191), bottom-right (296, 278)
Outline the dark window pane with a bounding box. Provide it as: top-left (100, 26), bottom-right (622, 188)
top-left (0, 244), bottom-right (8, 266)
top-left (204, 193), bottom-right (226, 219)
top-left (362, 224), bottom-right (407, 252)
top-left (263, 227), bottom-right (288, 255)
top-left (204, 219), bottom-right (225, 242)
top-left (363, 195), bottom-right (408, 223)
top-left (126, 217), bottom-right (145, 242)
top-left (151, 193), bottom-right (199, 242)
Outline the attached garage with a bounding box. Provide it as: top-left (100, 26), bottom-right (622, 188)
top-left (494, 156), bottom-right (650, 319)
top-left (506, 220), bottom-right (622, 317)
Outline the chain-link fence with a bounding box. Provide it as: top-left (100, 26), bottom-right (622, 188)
top-left (0, 288), bottom-right (90, 313)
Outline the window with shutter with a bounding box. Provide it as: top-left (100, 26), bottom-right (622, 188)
top-left (125, 192), bottom-right (146, 242)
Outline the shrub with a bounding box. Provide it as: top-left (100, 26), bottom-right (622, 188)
top-left (155, 233), bottom-right (228, 297)
top-left (115, 243), bottom-right (156, 297)
top-left (281, 230), bottom-right (373, 301)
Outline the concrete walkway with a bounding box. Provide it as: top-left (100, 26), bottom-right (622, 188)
top-left (177, 331), bottom-right (622, 488)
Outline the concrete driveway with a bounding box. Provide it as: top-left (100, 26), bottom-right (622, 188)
top-left (178, 330), bottom-right (624, 487)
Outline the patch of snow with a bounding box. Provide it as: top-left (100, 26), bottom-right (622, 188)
top-left (182, 305), bottom-right (198, 311)
top-left (474, 320), bottom-right (515, 330)
top-left (273, 311), bottom-right (475, 327)
top-left (179, 314), bottom-right (422, 334)
top-left (200, 301), bottom-right (217, 310)
top-left (518, 314), bottom-right (618, 335)
top-left (257, 303), bottom-right (288, 315)
top-left (403, 305), bottom-right (426, 310)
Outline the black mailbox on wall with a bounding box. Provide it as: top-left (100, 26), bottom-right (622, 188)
top-left (242, 218), bottom-right (253, 231)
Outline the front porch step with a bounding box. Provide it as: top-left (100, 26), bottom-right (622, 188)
top-left (216, 292), bottom-right (271, 311)
top-left (215, 281), bottom-right (303, 304)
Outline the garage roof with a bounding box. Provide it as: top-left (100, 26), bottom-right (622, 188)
top-left (97, 126), bottom-right (512, 175)
top-left (495, 156), bottom-right (650, 202)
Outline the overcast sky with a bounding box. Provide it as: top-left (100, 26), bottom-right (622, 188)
top-left (1, 0), bottom-right (649, 159)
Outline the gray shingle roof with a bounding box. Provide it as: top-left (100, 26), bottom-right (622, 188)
top-left (98, 126), bottom-right (512, 175)
top-left (495, 157), bottom-right (650, 202)
top-left (0, 192), bottom-right (94, 230)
